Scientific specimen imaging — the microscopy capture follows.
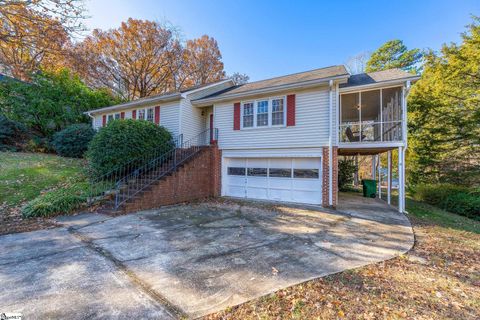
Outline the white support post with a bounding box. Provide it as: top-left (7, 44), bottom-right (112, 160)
top-left (387, 150), bottom-right (392, 205)
top-left (372, 155), bottom-right (376, 180)
top-left (398, 146), bottom-right (405, 213)
top-left (378, 154), bottom-right (382, 199)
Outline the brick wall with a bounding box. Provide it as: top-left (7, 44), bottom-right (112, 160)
top-left (322, 146), bottom-right (338, 208)
top-left (124, 144), bottom-right (221, 212)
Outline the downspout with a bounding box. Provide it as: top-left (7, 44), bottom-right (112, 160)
top-left (86, 112), bottom-right (95, 129)
top-left (328, 80), bottom-right (334, 206)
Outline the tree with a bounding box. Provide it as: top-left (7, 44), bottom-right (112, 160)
top-left (70, 19), bottom-right (182, 100)
top-left (366, 40), bottom-right (423, 73)
top-left (408, 17), bottom-right (480, 186)
top-left (230, 72), bottom-right (249, 85)
top-left (0, 0), bottom-right (86, 80)
top-left (182, 35), bottom-right (225, 87)
top-left (344, 52), bottom-right (371, 75)
top-left (0, 68), bottom-right (118, 137)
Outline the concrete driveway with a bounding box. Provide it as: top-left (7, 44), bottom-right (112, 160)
top-left (0, 197), bottom-right (414, 319)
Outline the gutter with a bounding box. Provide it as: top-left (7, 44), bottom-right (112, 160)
top-left (192, 74), bottom-right (350, 106)
top-left (84, 93), bottom-right (182, 115)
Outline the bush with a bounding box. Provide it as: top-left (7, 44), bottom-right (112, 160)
top-left (22, 181), bottom-right (89, 218)
top-left (86, 119), bottom-right (173, 176)
top-left (338, 159), bottom-right (356, 191)
top-left (52, 123), bottom-right (96, 158)
top-left (414, 184), bottom-right (480, 219)
top-left (24, 136), bottom-right (54, 153)
top-left (0, 115), bottom-right (27, 151)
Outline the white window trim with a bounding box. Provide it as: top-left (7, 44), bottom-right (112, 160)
top-left (240, 96), bottom-right (286, 130)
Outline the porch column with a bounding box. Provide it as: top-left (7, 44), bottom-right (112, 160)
top-left (372, 155), bottom-right (376, 180)
top-left (378, 154), bottom-right (382, 199)
top-left (398, 146), bottom-right (405, 213)
top-left (387, 150), bottom-right (392, 205)
top-left (354, 155), bottom-right (359, 187)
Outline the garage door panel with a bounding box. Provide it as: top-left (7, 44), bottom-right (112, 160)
top-left (247, 177), bottom-right (268, 188)
top-left (269, 178), bottom-right (292, 189)
top-left (292, 179), bottom-right (321, 190)
top-left (227, 186), bottom-right (245, 197)
top-left (292, 190), bottom-right (321, 204)
top-left (246, 187), bottom-right (268, 199)
top-left (269, 188), bottom-right (292, 201)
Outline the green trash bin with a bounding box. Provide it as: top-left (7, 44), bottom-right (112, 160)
top-left (362, 179), bottom-right (377, 198)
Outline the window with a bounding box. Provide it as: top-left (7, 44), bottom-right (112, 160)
top-left (242, 102), bottom-right (254, 128)
top-left (138, 109), bottom-right (145, 120)
top-left (114, 113), bottom-right (120, 120)
top-left (256, 100), bottom-right (269, 127)
top-left (247, 168), bottom-right (267, 176)
top-left (107, 114), bottom-right (114, 122)
top-left (271, 98), bottom-right (284, 125)
top-left (269, 168), bottom-right (291, 178)
top-left (147, 108), bottom-right (154, 122)
top-left (241, 96), bottom-right (286, 129)
top-left (294, 169), bottom-right (319, 179)
top-left (228, 167), bottom-right (245, 176)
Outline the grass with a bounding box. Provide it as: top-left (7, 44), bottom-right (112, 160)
top-left (205, 195), bottom-right (480, 320)
top-left (0, 152), bottom-right (83, 206)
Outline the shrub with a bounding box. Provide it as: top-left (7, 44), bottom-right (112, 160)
top-left (414, 184), bottom-right (480, 219)
top-left (52, 123), bottom-right (96, 158)
top-left (22, 181), bottom-right (89, 218)
top-left (86, 119), bottom-right (173, 176)
top-left (24, 136), bottom-right (53, 153)
top-left (0, 115), bottom-right (27, 151)
top-left (338, 159), bottom-right (356, 191)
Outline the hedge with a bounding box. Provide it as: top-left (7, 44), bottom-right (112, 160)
top-left (52, 123), bottom-right (96, 158)
top-left (414, 184), bottom-right (480, 219)
top-left (86, 119), bottom-right (173, 177)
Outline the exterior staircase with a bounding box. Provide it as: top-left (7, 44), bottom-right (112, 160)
top-left (89, 129), bottom-right (218, 213)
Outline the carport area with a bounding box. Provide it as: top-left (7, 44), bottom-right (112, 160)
top-left (0, 199), bottom-right (414, 319)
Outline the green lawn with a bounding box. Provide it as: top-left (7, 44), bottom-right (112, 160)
top-left (0, 152), bottom-right (84, 206)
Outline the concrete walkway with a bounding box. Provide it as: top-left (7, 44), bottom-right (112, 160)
top-left (0, 197), bottom-right (413, 319)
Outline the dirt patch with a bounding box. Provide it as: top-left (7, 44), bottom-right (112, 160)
top-left (0, 204), bottom-right (57, 236)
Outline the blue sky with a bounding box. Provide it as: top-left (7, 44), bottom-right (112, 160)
top-left (85, 0), bottom-right (479, 81)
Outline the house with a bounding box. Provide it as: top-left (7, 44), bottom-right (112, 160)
top-left (85, 65), bottom-right (419, 212)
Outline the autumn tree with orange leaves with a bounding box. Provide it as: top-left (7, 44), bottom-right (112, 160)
top-left (70, 19), bottom-right (226, 99)
top-left (0, 0), bottom-right (85, 80)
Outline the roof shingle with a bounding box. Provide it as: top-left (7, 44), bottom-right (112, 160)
top-left (340, 69), bottom-right (419, 88)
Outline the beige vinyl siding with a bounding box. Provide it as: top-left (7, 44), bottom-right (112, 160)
top-left (180, 98), bottom-right (206, 141)
top-left (214, 86), bottom-right (333, 150)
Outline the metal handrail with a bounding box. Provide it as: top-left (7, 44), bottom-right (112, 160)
top-left (87, 129), bottom-right (217, 210)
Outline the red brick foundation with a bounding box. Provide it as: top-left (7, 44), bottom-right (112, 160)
top-left (124, 144), bottom-right (222, 212)
top-left (322, 146), bottom-right (338, 208)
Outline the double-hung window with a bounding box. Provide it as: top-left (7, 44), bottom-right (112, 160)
top-left (242, 102), bottom-right (254, 128)
top-left (256, 100), bottom-right (269, 127)
top-left (146, 108), bottom-right (154, 122)
top-left (241, 96), bottom-right (286, 129)
top-left (138, 109), bottom-right (145, 120)
top-left (271, 98), bottom-right (284, 126)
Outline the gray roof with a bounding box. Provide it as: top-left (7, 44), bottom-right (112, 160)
top-left (197, 65), bottom-right (349, 101)
top-left (340, 69), bottom-right (419, 88)
top-left (86, 79), bottom-right (232, 114)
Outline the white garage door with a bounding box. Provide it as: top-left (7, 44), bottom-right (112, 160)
top-left (224, 157), bottom-right (322, 205)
